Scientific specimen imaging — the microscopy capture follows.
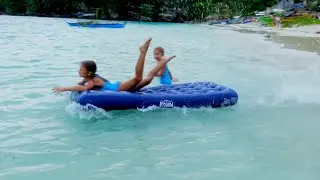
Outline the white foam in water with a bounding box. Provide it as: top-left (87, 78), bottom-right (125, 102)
top-left (137, 105), bottom-right (160, 112)
top-left (65, 101), bottom-right (113, 120)
top-left (275, 57), bottom-right (320, 104)
top-left (276, 80), bottom-right (320, 104)
top-left (137, 104), bottom-right (221, 114)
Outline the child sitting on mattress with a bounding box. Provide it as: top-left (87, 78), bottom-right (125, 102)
top-left (153, 47), bottom-right (178, 85)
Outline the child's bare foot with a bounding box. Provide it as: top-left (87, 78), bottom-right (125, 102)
top-left (139, 38), bottom-right (152, 53)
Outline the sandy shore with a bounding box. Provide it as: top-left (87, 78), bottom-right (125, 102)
top-left (206, 23), bottom-right (320, 54)
top-left (208, 23), bottom-right (320, 37)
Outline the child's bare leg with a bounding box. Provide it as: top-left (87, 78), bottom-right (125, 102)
top-left (118, 38), bottom-right (152, 91)
top-left (130, 56), bottom-right (175, 91)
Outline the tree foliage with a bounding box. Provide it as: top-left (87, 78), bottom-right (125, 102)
top-left (0, 0), bottom-right (279, 22)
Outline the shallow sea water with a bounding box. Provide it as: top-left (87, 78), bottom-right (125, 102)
top-left (0, 16), bottom-right (320, 180)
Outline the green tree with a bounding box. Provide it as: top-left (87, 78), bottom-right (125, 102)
top-left (0, 0), bottom-right (280, 21)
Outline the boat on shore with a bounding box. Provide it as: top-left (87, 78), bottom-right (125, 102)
top-left (66, 20), bottom-right (126, 28)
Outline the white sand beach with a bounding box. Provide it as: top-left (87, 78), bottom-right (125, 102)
top-left (205, 23), bottom-right (320, 53)
top-left (206, 23), bottom-right (320, 38)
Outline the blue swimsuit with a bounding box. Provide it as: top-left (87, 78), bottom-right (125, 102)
top-left (94, 74), bottom-right (120, 92)
top-left (102, 81), bottom-right (120, 92)
top-left (160, 65), bottom-right (172, 85)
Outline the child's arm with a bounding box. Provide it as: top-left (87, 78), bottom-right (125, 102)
top-left (156, 57), bottom-right (167, 77)
top-left (53, 80), bottom-right (95, 92)
top-left (168, 69), bottom-right (178, 82)
top-left (168, 69), bottom-right (173, 80)
top-left (156, 66), bottom-right (165, 77)
top-left (78, 79), bottom-right (86, 85)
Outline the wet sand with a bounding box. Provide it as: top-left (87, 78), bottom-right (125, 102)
top-left (267, 33), bottom-right (320, 54)
top-left (235, 28), bottom-right (320, 54)
top-left (209, 23), bottom-right (320, 54)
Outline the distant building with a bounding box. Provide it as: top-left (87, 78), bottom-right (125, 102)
top-left (301, 0), bottom-right (318, 6)
top-left (273, 0), bottom-right (318, 9)
top-left (274, 0), bottom-right (294, 9)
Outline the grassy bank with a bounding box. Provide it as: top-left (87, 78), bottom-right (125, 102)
top-left (282, 16), bottom-right (320, 27)
top-left (259, 16), bottom-right (320, 28)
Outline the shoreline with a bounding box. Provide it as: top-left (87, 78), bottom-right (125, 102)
top-left (206, 23), bottom-right (320, 37)
top-left (206, 23), bottom-right (320, 54)
top-left (2, 14), bottom-right (319, 53)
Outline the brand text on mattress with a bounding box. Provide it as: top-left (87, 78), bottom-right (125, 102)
top-left (159, 100), bottom-right (174, 108)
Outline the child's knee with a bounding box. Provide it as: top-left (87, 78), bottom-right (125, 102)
top-left (144, 76), bottom-right (153, 84)
top-left (134, 77), bottom-right (142, 83)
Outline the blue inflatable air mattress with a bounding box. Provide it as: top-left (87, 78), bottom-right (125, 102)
top-left (72, 82), bottom-right (238, 111)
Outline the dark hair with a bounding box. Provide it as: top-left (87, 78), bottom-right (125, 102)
top-left (154, 47), bottom-right (164, 55)
top-left (81, 60), bottom-right (97, 77)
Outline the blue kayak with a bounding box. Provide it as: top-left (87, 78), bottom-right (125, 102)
top-left (67, 22), bottom-right (126, 28)
top-left (71, 82), bottom-right (238, 111)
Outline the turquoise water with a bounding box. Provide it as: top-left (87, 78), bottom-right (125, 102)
top-left (1, 15), bottom-right (320, 180)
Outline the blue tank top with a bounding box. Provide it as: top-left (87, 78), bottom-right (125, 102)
top-left (160, 65), bottom-right (172, 85)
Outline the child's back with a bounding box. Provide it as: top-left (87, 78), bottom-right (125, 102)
top-left (160, 65), bottom-right (172, 85)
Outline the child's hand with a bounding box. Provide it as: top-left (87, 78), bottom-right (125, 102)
top-left (53, 87), bottom-right (66, 93)
top-left (172, 77), bottom-right (179, 82)
top-left (166, 55), bottom-right (176, 62)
